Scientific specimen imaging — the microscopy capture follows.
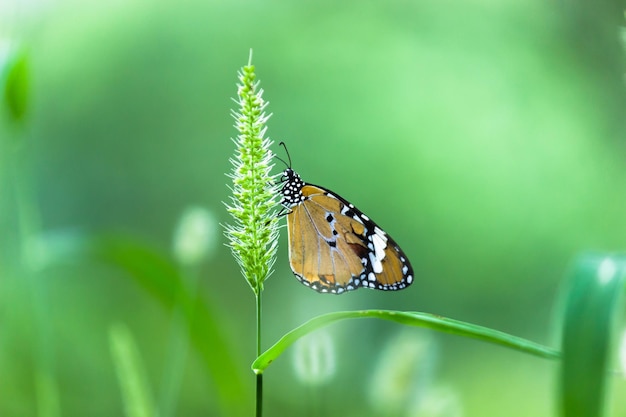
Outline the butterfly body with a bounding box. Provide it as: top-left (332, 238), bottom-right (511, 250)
top-left (281, 168), bottom-right (413, 294)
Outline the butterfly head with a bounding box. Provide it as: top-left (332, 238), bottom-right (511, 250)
top-left (280, 168), bottom-right (306, 209)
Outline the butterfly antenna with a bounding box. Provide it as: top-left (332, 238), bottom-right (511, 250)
top-left (276, 141), bottom-right (292, 169)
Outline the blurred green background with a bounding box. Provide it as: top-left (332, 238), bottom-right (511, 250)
top-left (1, 0), bottom-right (625, 416)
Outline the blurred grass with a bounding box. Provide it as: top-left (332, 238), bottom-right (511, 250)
top-left (37, 231), bottom-right (250, 417)
top-left (1, 0), bottom-right (624, 416)
top-left (109, 323), bottom-right (155, 417)
top-left (559, 255), bottom-right (626, 417)
top-left (1, 45), bottom-right (29, 124)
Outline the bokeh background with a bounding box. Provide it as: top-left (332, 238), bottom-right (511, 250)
top-left (1, 0), bottom-right (625, 416)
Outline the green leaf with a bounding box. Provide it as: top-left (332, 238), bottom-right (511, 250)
top-left (2, 48), bottom-right (29, 123)
top-left (252, 309), bottom-right (560, 374)
top-left (559, 254), bottom-right (626, 417)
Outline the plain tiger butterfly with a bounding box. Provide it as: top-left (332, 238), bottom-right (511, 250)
top-left (278, 142), bottom-right (414, 294)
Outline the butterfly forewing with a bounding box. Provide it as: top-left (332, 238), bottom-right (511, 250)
top-left (282, 168), bottom-right (414, 294)
top-left (288, 185), bottom-right (370, 292)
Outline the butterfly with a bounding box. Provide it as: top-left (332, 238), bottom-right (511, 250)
top-left (278, 142), bottom-right (414, 294)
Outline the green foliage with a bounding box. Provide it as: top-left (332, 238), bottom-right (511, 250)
top-left (559, 255), bottom-right (626, 417)
top-left (1, 46), bottom-right (29, 123)
top-left (35, 231), bottom-right (249, 417)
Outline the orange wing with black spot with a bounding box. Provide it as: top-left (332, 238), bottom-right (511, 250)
top-left (281, 169), bottom-right (413, 294)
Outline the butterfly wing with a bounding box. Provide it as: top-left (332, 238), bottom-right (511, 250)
top-left (287, 184), bottom-right (413, 294)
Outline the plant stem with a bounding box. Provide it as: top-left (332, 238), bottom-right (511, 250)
top-left (256, 373), bottom-right (263, 417)
top-left (256, 291), bottom-right (263, 417)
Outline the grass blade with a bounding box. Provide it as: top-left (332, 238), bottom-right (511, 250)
top-left (252, 309), bottom-right (559, 373)
top-left (109, 323), bottom-right (155, 417)
top-left (559, 254), bottom-right (626, 417)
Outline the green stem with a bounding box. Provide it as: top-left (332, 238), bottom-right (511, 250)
top-left (256, 373), bottom-right (263, 417)
top-left (255, 291), bottom-right (263, 417)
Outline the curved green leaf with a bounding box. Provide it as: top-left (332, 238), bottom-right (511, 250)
top-left (559, 254), bottom-right (626, 417)
top-left (252, 309), bottom-right (560, 374)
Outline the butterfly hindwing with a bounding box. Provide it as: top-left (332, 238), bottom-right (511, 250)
top-left (316, 185), bottom-right (413, 291)
top-left (282, 168), bottom-right (413, 294)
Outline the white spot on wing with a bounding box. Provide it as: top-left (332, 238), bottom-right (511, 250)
top-left (369, 252), bottom-right (383, 274)
top-left (371, 233), bottom-right (387, 264)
